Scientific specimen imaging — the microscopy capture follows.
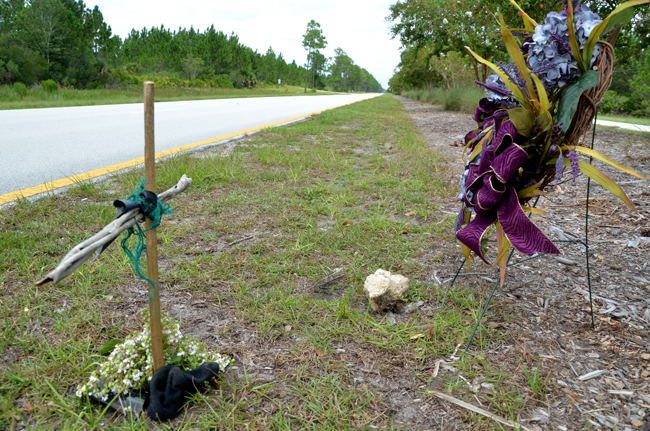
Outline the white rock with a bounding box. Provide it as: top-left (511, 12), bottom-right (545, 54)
top-left (364, 269), bottom-right (410, 312)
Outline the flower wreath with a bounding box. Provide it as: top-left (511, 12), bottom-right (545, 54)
top-left (455, 0), bottom-right (649, 284)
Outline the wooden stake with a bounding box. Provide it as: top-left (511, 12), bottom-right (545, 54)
top-left (144, 81), bottom-right (164, 373)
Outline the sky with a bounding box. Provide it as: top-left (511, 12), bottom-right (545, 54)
top-left (84, 0), bottom-right (403, 89)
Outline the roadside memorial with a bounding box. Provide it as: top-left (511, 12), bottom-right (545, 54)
top-left (451, 0), bottom-right (649, 349)
top-left (37, 82), bottom-right (230, 420)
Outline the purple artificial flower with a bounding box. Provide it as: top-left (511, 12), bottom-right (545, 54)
top-left (482, 110), bottom-right (509, 124)
top-left (475, 80), bottom-right (512, 98)
top-left (454, 205), bottom-right (465, 233)
top-left (531, 62), bottom-right (562, 75)
top-left (500, 99), bottom-right (520, 109)
top-left (520, 36), bottom-right (533, 55)
top-left (474, 97), bottom-right (502, 122)
top-left (551, 123), bottom-right (564, 146)
top-left (498, 62), bottom-right (530, 97)
top-left (522, 177), bottom-right (538, 189)
top-left (555, 151), bottom-right (564, 188)
top-left (561, 0), bottom-right (579, 10)
top-left (566, 148), bottom-right (580, 182)
top-left (549, 32), bottom-right (572, 55)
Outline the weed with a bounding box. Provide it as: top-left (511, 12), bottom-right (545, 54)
top-left (519, 357), bottom-right (547, 400)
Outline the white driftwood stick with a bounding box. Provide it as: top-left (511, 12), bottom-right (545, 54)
top-left (36, 175), bottom-right (192, 286)
top-left (429, 390), bottom-right (532, 431)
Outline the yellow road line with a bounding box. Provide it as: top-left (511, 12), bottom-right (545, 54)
top-left (0, 97), bottom-right (370, 205)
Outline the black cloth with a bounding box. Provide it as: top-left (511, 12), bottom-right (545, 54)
top-left (145, 362), bottom-right (220, 421)
top-left (95, 190), bottom-right (159, 257)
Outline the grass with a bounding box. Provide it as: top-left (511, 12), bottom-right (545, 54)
top-left (599, 114), bottom-right (650, 126)
top-left (596, 124), bottom-right (650, 139)
top-left (0, 84), bottom-right (340, 110)
top-left (401, 86), bottom-right (483, 114)
top-left (0, 94), bottom-right (543, 429)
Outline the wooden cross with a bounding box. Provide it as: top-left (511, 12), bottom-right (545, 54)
top-left (144, 81), bottom-right (164, 372)
top-left (38, 82), bottom-right (192, 373)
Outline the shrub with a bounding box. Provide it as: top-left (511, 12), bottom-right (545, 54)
top-left (212, 74), bottom-right (233, 88)
top-left (13, 81), bottom-right (27, 99)
top-left (41, 79), bottom-right (58, 94)
top-left (402, 86), bottom-right (483, 114)
top-left (601, 91), bottom-right (629, 114)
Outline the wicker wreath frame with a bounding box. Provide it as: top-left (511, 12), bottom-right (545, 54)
top-left (533, 41), bottom-right (615, 195)
top-left (565, 42), bottom-right (615, 147)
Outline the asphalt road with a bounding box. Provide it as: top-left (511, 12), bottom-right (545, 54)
top-left (0, 93), bottom-right (380, 199)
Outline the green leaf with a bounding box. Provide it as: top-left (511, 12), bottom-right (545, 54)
top-left (508, 108), bottom-right (535, 137)
top-left (602, 7), bottom-right (636, 34)
top-left (168, 353), bottom-right (183, 365)
top-left (100, 339), bottom-right (123, 356)
top-left (565, 158), bottom-right (637, 212)
top-left (555, 70), bottom-right (599, 132)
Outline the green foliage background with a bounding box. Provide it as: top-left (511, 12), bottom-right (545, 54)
top-left (387, 0), bottom-right (649, 117)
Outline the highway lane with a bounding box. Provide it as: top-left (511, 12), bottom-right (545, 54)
top-left (0, 93), bottom-right (380, 200)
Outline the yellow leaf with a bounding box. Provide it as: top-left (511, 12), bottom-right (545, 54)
top-left (582, 0), bottom-right (650, 67)
top-left (498, 14), bottom-right (538, 109)
top-left (493, 223), bottom-right (510, 287)
top-left (508, 0), bottom-right (538, 29)
top-left (464, 46), bottom-right (530, 109)
top-left (517, 180), bottom-right (544, 198)
top-left (410, 334), bottom-right (425, 340)
top-left (566, 1), bottom-right (587, 72)
top-left (467, 127), bottom-right (493, 162)
top-left (462, 243), bottom-right (474, 271)
top-left (405, 211), bottom-right (416, 217)
top-left (530, 72), bottom-right (549, 113)
top-left (565, 158), bottom-right (637, 211)
top-left (521, 206), bottom-right (548, 214)
top-left (566, 146), bottom-right (648, 180)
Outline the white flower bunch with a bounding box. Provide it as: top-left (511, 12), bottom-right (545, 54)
top-left (76, 309), bottom-right (231, 400)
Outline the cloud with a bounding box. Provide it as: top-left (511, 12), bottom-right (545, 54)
top-left (87, 0), bottom-right (400, 88)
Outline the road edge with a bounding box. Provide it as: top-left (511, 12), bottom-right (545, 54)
top-left (0, 95), bottom-right (379, 207)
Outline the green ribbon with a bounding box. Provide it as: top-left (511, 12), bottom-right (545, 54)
top-left (119, 179), bottom-right (173, 299)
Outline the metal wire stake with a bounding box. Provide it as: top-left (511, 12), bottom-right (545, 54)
top-left (585, 106), bottom-right (599, 329)
top-left (464, 248), bottom-right (515, 352)
top-left (463, 198), bottom-right (540, 352)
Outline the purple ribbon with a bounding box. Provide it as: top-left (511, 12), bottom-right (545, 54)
top-left (457, 118), bottom-right (560, 263)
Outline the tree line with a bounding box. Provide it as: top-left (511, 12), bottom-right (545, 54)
top-left (0, 0), bottom-right (383, 92)
top-left (300, 19), bottom-right (382, 93)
